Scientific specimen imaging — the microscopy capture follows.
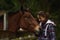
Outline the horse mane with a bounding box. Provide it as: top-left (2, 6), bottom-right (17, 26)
top-left (8, 10), bottom-right (20, 16)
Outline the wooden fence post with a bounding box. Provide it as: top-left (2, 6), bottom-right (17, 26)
top-left (3, 11), bottom-right (8, 31)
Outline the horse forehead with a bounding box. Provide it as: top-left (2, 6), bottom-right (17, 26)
top-left (24, 15), bottom-right (35, 23)
top-left (20, 13), bottom-right (36, 25)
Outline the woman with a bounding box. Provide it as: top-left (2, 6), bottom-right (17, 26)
top-left (37, 11), bottom-right (56, 40)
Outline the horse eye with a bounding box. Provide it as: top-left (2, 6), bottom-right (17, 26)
top-left (25, 17), bottom-right (28, 20)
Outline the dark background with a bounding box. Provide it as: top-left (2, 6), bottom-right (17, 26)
top-left (0, 0), bottom-right (60, 40)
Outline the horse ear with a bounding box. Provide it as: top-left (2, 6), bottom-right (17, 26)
top-left (20, 6), bottom-right (25, 11)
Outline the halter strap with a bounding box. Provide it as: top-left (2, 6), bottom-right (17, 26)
top-left (45, 24), bottom-right (49, 36)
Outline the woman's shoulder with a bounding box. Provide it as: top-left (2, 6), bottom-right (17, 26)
top-left (46, 19), bottom-right (56, 26)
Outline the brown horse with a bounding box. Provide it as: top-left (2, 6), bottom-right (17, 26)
top-left (0, 10), bottom-right (40, 39)
top-left (8, 10), bottom-right (40, 33)
top-left (0, 11), bottom-right (39, 32)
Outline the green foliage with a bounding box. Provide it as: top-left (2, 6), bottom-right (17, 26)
top-left (0, 0), bottom-right (13, 10)
top-left (0, 0), bottom-right (21, 12)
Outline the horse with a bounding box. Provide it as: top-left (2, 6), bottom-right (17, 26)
top-left (0, 10), bottom-right (40, 39)
top-left (7, 9), bottom-right (40, 32)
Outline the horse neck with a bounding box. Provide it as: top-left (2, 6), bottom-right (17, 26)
top-left (8, 11), bottom-right (23, 32)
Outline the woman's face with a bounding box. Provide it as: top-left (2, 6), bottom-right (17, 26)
top-left (37, 15), bottom-right (46, 22)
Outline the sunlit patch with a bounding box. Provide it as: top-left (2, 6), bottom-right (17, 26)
top-left (19, 28), bottom-right (24, 31)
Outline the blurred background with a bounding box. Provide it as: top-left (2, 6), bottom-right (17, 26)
top-left (0, 0), bottom-right (60, 40)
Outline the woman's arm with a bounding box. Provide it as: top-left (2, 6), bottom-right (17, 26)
top-left (48, 24), bottom-right (56, 40)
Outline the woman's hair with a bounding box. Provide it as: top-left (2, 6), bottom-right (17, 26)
top-left (37, 11), bottom-right (49, 19)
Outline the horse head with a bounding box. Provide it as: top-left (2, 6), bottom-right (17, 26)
top-left (19, 11), bottom-right (40, 32)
